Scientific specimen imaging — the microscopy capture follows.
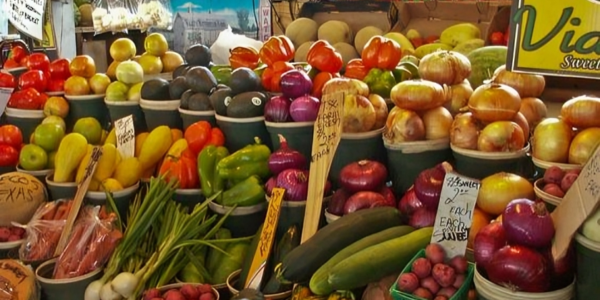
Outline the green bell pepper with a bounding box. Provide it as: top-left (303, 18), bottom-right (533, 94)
top-left (221, 175), bottom-right (265, 206)
top-left (210, 65), bottom-right (232, 86)
top-left (216, 137), bottom-right (271, 181)
top-left (198, 145), bottom-right (229, 198)
top-left (392, 61), bottom-right (420, 83)
top-left (363, 68), bottom-right (396, 98)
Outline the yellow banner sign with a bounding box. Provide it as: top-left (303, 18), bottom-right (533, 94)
top-left (507, 0), bottom-right (600, 79)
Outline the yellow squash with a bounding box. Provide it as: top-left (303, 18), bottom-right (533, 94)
top-left (93, 143), bottom-right (121, 181)
top-left (75, 145), bottom-right (94, 184)
top-left (138, 126), bottom-right (173, 170)
top-left (54, 133), bottom-right (89, 183)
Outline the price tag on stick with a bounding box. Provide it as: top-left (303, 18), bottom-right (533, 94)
top-left (54, 146), bottom-right (103, 256)
top-left (115, 115), bottom-right (135, 159)
top-left (431, 171), bottom-right (481, 258)
top-left (0, 88), bottom-right (14, 116)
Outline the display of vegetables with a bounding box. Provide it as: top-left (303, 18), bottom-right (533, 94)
top-left (142, 284), bottom-right (216, 300)
top-left (476, 172), bottom-right (534, 216)
top-left (539, 166), bottom-right (581, 198)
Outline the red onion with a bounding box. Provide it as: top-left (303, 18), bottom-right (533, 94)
top-left (541, 244), bottom-right (576, 289)
top-left (414, 162), bottom-right (453, 211)
top-left (378, 186), bottom-right (396, 207)
top-left (264, 95), bottom-right (292, 122)
top-left (265, 176), bottom-right (276, 197)
top-left (487, 245), bottom-right (551, 293)
top-left (398, 188), bottom-right (424, 217)
top-left (276, 169), bottom-right (309, 201)
top-left (268, 134), bottom-right (308, 175)
top-left (502, 198), bottom-right (555, 248)
top-left (408, 208), bottom-right (436, 228)
top-left (280, 69), bottom-right (313, 99)
top-left (324, 180), bottom-right (332, 196)
top-left (339, 160), bottom-right (388, 193)
top-left (474, 222), bottom-right (507, 271)
top-left (343, 191), bottom-right (387, 215)
top-left (328, 188), bottom-right (350, 216)
top-left (290, 95), bottom-right (321, 122)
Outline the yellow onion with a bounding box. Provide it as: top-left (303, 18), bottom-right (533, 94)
top-left (451, 112), bottom-right (481, 150)
top-left (560, 96), bottom-right (600, 129)
top-left (568, 127), bottom-right (600, 164)
top-left (421, 106), bottom-right (453, 140)
top-left (477, 172), bottom-right (534, 216)
top-left (418, 50), bottom-right (472, 85)
top-left (468, 83), bottom-right (521, 122)
top-left (513, 112), bottom-right (530, 142)
top-left (532, 118), bottom-right (573, 163)
top-left (477, 121), bottom-right (526, 152)
top-left (519, 97), bottom-right (547, 129)
top-left (322, 78), bottom-right (370, 97)
top-left (493, 65), bottom-right (546, 98)
top-left (390, 79), bottom-right (447, 111)
top-left (444, 79), bottom-right (473, 116)
top-left (383, 107), bottom-right (425, 143)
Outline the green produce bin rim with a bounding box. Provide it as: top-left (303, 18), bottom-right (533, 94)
top-left (384, 137), bottom-right (450, 154)
top-left (265, 120), bottom-right (315, 128)
top-left (451, 143), bottom-right (529, 160)
top-left (531, 156), bottom-right (583, 171)
top-left (140, 98), bottom-right (180, 110)
top-left (179, 107), bottom-right (216, 116)
top-left (533, 179), bottom-right (561, 207)
top-left (215, 113), bottom-right (265, 123)
top-left (104, 98), bottom-right (141, 106)
top-left (5, 107), bottom-right (45, 118)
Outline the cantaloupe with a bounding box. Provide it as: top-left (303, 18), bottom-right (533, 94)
top-left (318, 20), bottom-right (353, 45)
top-left (285, 18), bottom-right (318, 48)
top-left (294, 41), bottom-right (313, 63)
top-left (333, 42), bottom-right (359, 67)
top-left (453, 39), bottom-right (485, 56)
top-left (354, 26), bottom-right (383, 54)
top-left (0, 172), bottom-right (47, 226)
top-left (467, 46), bottom-right (508, 89)
top-left (0, 260), bottom-right (36, 300)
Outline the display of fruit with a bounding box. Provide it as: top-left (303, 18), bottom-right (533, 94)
top-left (539, 166), bottom-right (580, 198)
top-left (0, 125), bottom-right (23, 168)
top-left (0, 226), bottom-right (26, 242)
top-left (142, 284), bottom-right (215, 300)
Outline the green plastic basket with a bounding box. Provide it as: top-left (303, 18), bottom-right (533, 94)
top-left (390, 249), bottom-right (475, 300)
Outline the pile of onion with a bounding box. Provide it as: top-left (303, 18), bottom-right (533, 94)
top-left (492, 65), bottom-right (546, 98)
top-left (383, 104), bottom-right (453, 144)
top-left (264, 69), bottom-right (321, 123)
top-left (473, 198), bottom-right (572, 293)
top-left (418, 50), bottom-right (472, 86)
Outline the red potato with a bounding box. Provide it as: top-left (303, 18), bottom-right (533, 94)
top-left (9, 226), bottom-right (25, 237)
top-left (437, 287), bottom-right (458, 298)
top-left (567, 169), bottom-right (581, 176)
top-left (180, 284), bottom-right (199, 299)
top-left (7, 235), bottom-right (20, 241)
top-left (412, 258), bottom-right (432, 278)
top-left (197, 284), bottom-right (212, 294)
top-left (343, 191), bottom-right (387, 215)
top-left (163, 289), bottom-right (185, 300)
top-left (453, 273), bottom-right (466, 289)
top-left (200, 293), bottom-right (215, 300)
top-left (143, 289), bottom-right (161, 300)
top-left (421, 276), bottom-right (440, 294)
top-left (543, 166), bottom-right (565, 185)
top-left (449, 256), bottom-right (468, 274)
top-left (561, 172), bottom-right (578, 192)
top-left (543, 183), bottom-right (565, 197)
top-left (425, 244), bottom-right (446, 264)
top-left (0, 227), bottom-right (10, 242)
top-left (434, 296), bottom-right (449, 300)
top-left (413, 287), bottom-right (433, 300)
top-left (398, 272), bottom-right (420, 293)
top-left (432, 264), bottom-right (456, 288)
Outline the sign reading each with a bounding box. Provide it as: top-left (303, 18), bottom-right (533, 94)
top-left (431, 172), bottom-right (481, 258)
top-left (114, 114), bottom-right (135, 159)
top-left (0, 88), bottom-right (14, 116)
top-left (507, 0), bottom-right (600, 79)
top-left (6, 0), bottom-right (46, 40)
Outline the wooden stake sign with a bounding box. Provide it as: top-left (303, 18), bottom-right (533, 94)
top-left (301, 91), bottom-right (344, 243)
top-left (431, 172), bottom-right (481, 258)
top-left (54, 146), bottom-right (103, 256)
top-left (0, 88), bottom-right (14, 115)
top-left (245, 187), bottom-right (284, 289)
top-left (115, 114), bottom-right (135, 159)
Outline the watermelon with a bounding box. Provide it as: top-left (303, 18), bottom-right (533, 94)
top-left (467, 46), bottom-right (508, 89)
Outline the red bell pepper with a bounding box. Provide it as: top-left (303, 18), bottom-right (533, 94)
top-left (261, 61), bottom-right (294, 92)
top-left (361, 36), bottom-right (402, 70)
top-left (258, 36), bottom-right (295, 67)
top-left (229, 46), bottom-right (260, 69)
top-left (307, 40), bottom-right (343, 74)
top-left (344, 59), bottom-right (370, 81)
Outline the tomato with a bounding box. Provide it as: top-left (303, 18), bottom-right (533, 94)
top-left (8, 45), bottom-right (27, 63)
top-left (0, 73), bottom-right (16, 88)
top-left (0, 145), bottom-right (19, 167)
top-left (503, 28), bottom-right (510, 45)
top-left (184, 121), bottom-right (212, 155)
top-left (490, 32), bottom-right (505, 46)
top-left (37, 93), bottom-right (48, 107)
top-left (49, 58), bottom-right (71, 80)
top-left (20, 55), bottom-right (30, 67)
top-left (18, 69), bottom-right (48, 92)
top-left (47, 79), bottom-right (65, 92)
top-left (3, 59), bottom-right (20, 69)
top-left (0, 125), bottom-right (23, 149)
top-left (26, 53), bottom-right (50, 72)
top-left (8, 88), bottom-right (42, 109)
top-left (158, 155), bottom-right (199, 189)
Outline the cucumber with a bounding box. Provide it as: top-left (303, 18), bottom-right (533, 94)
top-left (237, 225), bottom-right (263, 290)
top-left (263, 225), bottom-right (301, 294)
top-left (211, 241), bottom-right (250, 284)
top-left (327, 227), bottom-right (433, 291)
top-left (309, 225), bottom-right (415, 295)
top-left (279, 207), bottom-right (402, 284)
top-left (206, 228), bottom-right (232, 275)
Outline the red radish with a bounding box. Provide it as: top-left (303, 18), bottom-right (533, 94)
top-left (432, 264), bottom-right (456, 288)
top-left (453, 274), bottom-right (466, 289)
top-left (397, 272), bottom-right (419, 293)
top-left (143, 289), bottom-right (161, 300)
top-left (543, 183), bottom-right (564, 197)
top-left (425, 244), bottom-right (446, 264)
top-left (197, 284), bottom-right (212, 294)
top-left (413, 287), bottom-right (433, 299)
top-left (163, 289), bottom-right (185, 300)
top-left (200, 293), bottom-right (215, 300)
top-left (412, 257), bottom-right (432, 278)
top-left (561, 172), bottom-right (578, 192)
top-left (180, 284), bottom-right (199, 299)
top-left (420, 276), bottom-right (440, 294)
top-left (448, 256), bottom-right (468, 274)
top-left (543, 166), bottom-right (564, 184)
top-left (437, 287), bottom-right (458, 298)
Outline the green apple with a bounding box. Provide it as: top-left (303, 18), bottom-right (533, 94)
top-left (128, 82), bottom-right (143, 101)
top-left (106, 81), bottom-right (130, 101)
top-left (33, 123), bottom-right (65, 152)
top-left (41, 115), bottom-right (66, 132)
top-left (47, 151), bottom-right (57, 169)
top-left (19, 144), bottom-right (48, 171)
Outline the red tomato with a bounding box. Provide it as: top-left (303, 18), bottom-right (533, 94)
top-left (49, 58), bottom-right (71, 80)
top-left (0, 125), bottom-right (23, 149)
top-left (8, 45), bottom-right (27, 63)
top-left (20, 56), bottom-right (30, 67)
top-left (184, 121), bottom-right (212, 155)
top-left (503, 29), bottom-right (510, 45)
top-left (37, 93), bottom-right (48, 107)
top-left (47, 79), bottom-right (65, 92)
top-left (8, 88), bottom-right (42, 109)
top-left (18, 69), bottom-right (48, 92)
top-left (26, 53), bottom-right (50, 72)
top-left (0, 73), bottom-right (16, 88)
top-left (0, 145), bottom-right (19, 167)
top-left (3, 58), bottom-right (20, 69)
top-left (490, 32), bottom-right (505, 46)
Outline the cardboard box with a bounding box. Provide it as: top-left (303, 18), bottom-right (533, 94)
top-left (297, 1), bottom-right (393, 34)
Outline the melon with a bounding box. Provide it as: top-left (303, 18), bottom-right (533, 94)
top-left (0, 172), bottom-right (47, 226)
top-left (440, 23), bottom-right (481, 47)
top-left (294, 41), bottom-right (314, 63)
top-left (0, 260), bottom-right (37, 300)
top-left (467, 46), bottom-right (508, 89)
top-left (354, 26), bottom-right (383, 54)
top-left (78, 4), bottom-right (93, 26)
top-left (285, 18), bottom-right (318, 48)
top-left (318, 20), bottom-right (353, 45)
top-left (453, 38), bottom-right (485, 56)
top-left (333, 42), bottom-right (359, 67)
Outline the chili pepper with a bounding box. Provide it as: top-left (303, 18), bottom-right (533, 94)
top-left (363, 68), bottom-right (397, 98)
top-left (198, 145), bottom-right (230, 198)
top-left (220, 175), bottom-right (266, 206)
top-left (210, 65), bottom-right (232, 86)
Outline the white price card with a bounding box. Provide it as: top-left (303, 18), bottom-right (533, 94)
top-left (0, 88), bottom-right (14, 116)
top-left (114, 115), bottom-right (135, 159)
top-left (6, 0), bottom-right (46, 40)
top-left (431, 172), bottom-right (481, 259)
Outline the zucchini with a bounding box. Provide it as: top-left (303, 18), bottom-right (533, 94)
top-left (206, 228), bottom-right (232, 275)
top-left (309, 225), bottom-right (415, 295)
top-left (212, 241), bottom-right (250, 284)
top-left (237, 225), bottom-right (263, 290)
top-left (279, 207), bottom-right (402, 284)
top-left (262, 225), bottom-right (301, 294)
top-left (327, 227), bottom-right (433, 291)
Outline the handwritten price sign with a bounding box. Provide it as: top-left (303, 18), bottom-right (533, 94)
top-left (114, 115), bottom-right (135, 159)
top-left (6, 0), bottom-right (45, 40)
top-left (431, 172), bottom-right (481, 258)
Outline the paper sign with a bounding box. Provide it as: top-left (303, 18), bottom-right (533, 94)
top-left (431, 172), bottom-right (481, 258)
top-left (6, 0), bottom-right (46, 41)
top-left (114, 115), bottom-right (135, 159)
top-left (246, 187), bottom-right (284, 290)
top-left (552, 146), bottom-right (600, 260)
top-left (0, 88), bottom-right (13, 116)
